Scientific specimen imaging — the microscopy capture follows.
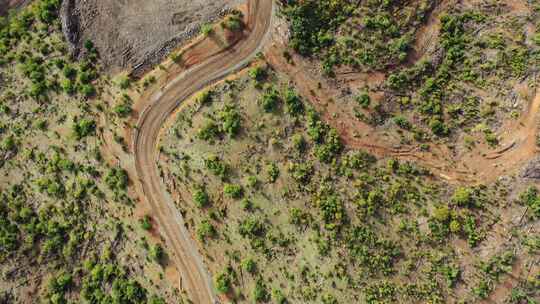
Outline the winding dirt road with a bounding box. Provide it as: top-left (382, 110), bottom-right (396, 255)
top-left (132, 0), bottom-right (274, 303)
top-left (266, 43), bottom-right (540, 185)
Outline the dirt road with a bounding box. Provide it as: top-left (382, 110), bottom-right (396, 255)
top-left (266, 43), bottom-right (540, 185)
top-left (132, 0), bottom-right (274, 303)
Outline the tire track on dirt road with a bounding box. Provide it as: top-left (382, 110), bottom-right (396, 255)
top-left (132, 1), bottom-right (274, 303)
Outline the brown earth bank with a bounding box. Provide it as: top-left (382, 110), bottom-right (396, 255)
top-left (59, 0), bottom-right (244, 75)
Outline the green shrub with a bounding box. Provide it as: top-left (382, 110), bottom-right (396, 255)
top-left (463, 215), bottom-right (482, 247)
top-left (518, 187), bottom-right (540, 219)
top-left (219, 104), bottom-right (242, 137)
top-left (105, 167), bottom-right (129, 191)
top-left (193, 187), bottom-right (210, 208)
top-left (113, 103), bottom-right (132, 118)
top-left (248, 66), bottom-right (267, 83)
top-left (291, 134), bottom-right (306, 152)
top-left (289, 207), bottom-right (311, 226)
top-left (393, 116), bottom-right (411, 130)
top-left (170, 52), bottom-right (183, 64)
top-left (317, 192), bottom-right (345, 230)
top-left (221, 13), bottom-right (244, 32)
top-left (36, 177), bottom-right (64, 198)
top-left (266, 163), bottom-right (279, 183)
top-left (355, 91), bottom-right (371, 108)
top-left (2, 135), bottom-right (16, 151)
top-left (440, 265), bottom-right (461, 288)
top-left (79, 84), bottom-right (96, 97)
top-left (61, 79), bottom-right (75, 94)
top-left (62, 65), bottom-right (77, 79)
top-left (238, 217), bottom-right (265, 238)
top-left (241, 258), bottom-right (256, 274)
top-left (260, 87), bottom-right (280, 112)
top-left (314, 129), bottom-right (343, 163)
top-left (118, 76), bottom-right (130, 89)
top-left (284, 87), bottom-right (304, 116)
top-left (140, 215), bottom-right (152, 231)
top-left (35, 119), bottom-right (48, 131)
top-left (253, 278), bottom-right (269, 302)
top-left (223, 184), bottom-right (243, 199)
top-left (451, 187), bottom-right (473, 207)
top-left (449, 220), bottom-right (461, 233)
top-left (197, 219), bottom-right (217, 241)
top-left (142, 75), bottom-right (157, 88)
top-left (472, 279), bottom-right (491, 299)
top-left (246, 176), bottom-right (258, 188)
top-left (272, 289), bottom-right (287, 304)
top-left (215, 271), bottom-right (232, 293)
top-left (288, 162), bottom-right (313, 184)
top-left (84, 39), bottom-right (94, 51)
top-left (36, 0), bottom-right (61, 24)
top-left (429, 118), bottom-right (449, 136)
top-left (322, 294), bottom-right (338, 304)
top-left (283, 1), bottom-right (352, 56)
top-left (198, 120), bottom-right (220, 141)
top-left (201, 23), bottom-right (214, 36)
top-left (198, 90), bottom-right (213, 105)
top-left (28, 82), bottom-right (47, 100)
top-left (48, 272), bottom-right (72, 294)
top-left (149, 244), bottom-right (164, 264)
top-left (364, 281), bottom-right (397, 303)
top-left (484, 130), bottom-right (499, 147)
top-left (78, 71), bottom-right (91, 84)
top-left (72, 118), bottom-right (96, 139)
top-left (204, 155), bottom-right (228, 179)
top-left (241, 198), bottom-right (254, 211)
top-left (432, 206), bottom-right (450, 222)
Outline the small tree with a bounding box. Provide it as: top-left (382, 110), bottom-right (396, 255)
top-left (224, 184), bottom-right (243, 199)
top-left (215, 272), bottom-right (232, 294)
top-left (253, 278), bottom-right (269, 302)
top-left (140, 215), bottom-right (152, 231)
top-left (266, 163), bottom-right (279, 183)
top-left (451, 187), bottom-right (473, 207)
top-left (193, 187), bottom-right (210, 208)
top-left (241, 258), bottom-right (256, 274)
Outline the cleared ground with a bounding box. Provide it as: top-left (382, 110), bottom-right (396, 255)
top-left (61, 0), bottom-right (243, 74)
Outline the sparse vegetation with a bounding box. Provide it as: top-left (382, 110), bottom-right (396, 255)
top-left (0, 1), bottom-right (183, 302)
top-left (2, 0), bottom-right (539, 303)
top-left (159, 66), bottom-right (539, 303)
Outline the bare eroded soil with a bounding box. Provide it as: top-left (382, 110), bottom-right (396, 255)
top-left (61, 0), bottom-right (243, 74)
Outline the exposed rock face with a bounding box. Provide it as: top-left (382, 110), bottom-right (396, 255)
top-left (59, 0), bottom-right (243, 76)
top-left (522, 157), bottom-right (540, 179)
top-left (60, 0), bottom-right (80, 58)
top-left (0, 0), bottom-right (29, 16)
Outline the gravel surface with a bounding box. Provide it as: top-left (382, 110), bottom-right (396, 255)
top-left (60, 0), bottom-right (244, 74)
top-left (522, 157), bottom-right (540, 179)
top-left (0, 0), bottom-right (29, 16)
